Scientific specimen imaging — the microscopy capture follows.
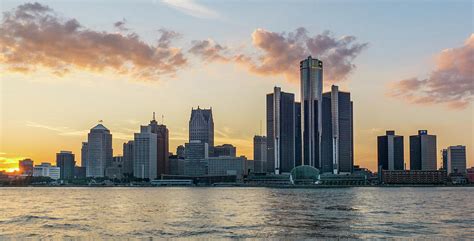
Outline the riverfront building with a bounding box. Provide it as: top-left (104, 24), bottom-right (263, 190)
top-left (447, 145), bottom-right (467, 174)
top-left (377, 131), bottom-right (404, 171)
top-left (189, 107), bottom-right (214, 149)
top-left (253, 135), bottom-right (267, 173)
top-left (56, 151), bottom-right (76, 180)
top-left (148, 113), bottom-right (170, 176)
top-left (19, 159), bottom-right (34, 176)
top-left (133, 125), bottom-right (158, 180)
top-left (33, 162), bottom-right (60, 180)
top-left (85, 124), bottom-right (113, 177)
top-left (410, 130), bottom-right (437, 171)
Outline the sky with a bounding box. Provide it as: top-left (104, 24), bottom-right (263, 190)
top-left (0, 0), bottom-right (473, 172)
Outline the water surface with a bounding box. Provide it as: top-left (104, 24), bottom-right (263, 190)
top-left (0, 187), bottom-right (473, 239)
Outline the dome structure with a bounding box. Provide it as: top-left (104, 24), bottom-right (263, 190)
top-left (290, 165), bottom-right (320, 184)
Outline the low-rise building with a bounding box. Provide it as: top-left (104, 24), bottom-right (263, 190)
top-left (381, 170), bottom-right (446, 184)
top-left (208, 156), bottom-right (246, 178)
top-left (33, 163), bottom-right (61, 180)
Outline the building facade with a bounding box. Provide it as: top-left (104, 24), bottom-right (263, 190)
top-left (185, 140), bottom-right (209, 160)
top-left (377, 130), bottom-right (404, 171)
top-left (213, 144), bottom-right (236, 157)
top-left (410, 130), bottom-right (437, 170)
top-left (19, 159), bottom-right (34, 176)
top-left (253, 135), bottom-right (267, 173)
top-left (176, 145), bottom-right (185, 158)
top-left (81, 142), bottom-right (88, 168)
top-left (189, 107), bottom-right (214, 149)
top-left (133, 125), bottom-right (158, 180)
top-left (148, 114), bottom-right (170, 176)
top-left (122, 141), bottom-right (134, 176)
top-left (33, 163), bottom-right (61, 180)
top-left (267, 86), bottom-right (296, 174)
top-left (321, 85), bottom-right (354, 174)
top-left (56, 151), bottom-right (76, 180)
top-left (85, 124), bottom-right (113, 178)
top-left (208, 156), bottom-right (247, 178)
top-left (300, 56), bottom-right (323, 169)
top-left (447, 145), bottom-right (467, 174)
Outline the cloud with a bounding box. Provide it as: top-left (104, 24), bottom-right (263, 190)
top-left (26, 121), bottom-right (88, 136)
top-left (0, 2), bottom-right (187, 81)
top-left (189, 27), bottom-right (368, 83)
top-left (161, 0), bottom-right (219, 19)
top-left (388, 34), bottom-right (474, 109)
top-left (113, 18), bottom-right (129, 32)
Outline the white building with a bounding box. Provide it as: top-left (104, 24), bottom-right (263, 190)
top-left (208, 156), bottom-right (247, 178)
top-left (33, 162), bottom-right (60, 180)
top-left (133, 125), bottom-right (158, 180)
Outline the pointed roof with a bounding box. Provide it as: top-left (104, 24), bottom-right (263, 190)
top-left (91, 123), bottom-right (109, 131)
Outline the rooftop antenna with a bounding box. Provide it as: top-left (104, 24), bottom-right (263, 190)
top-left (162, 114), bottom-right (164, 125)
top-left (153, 112), bottom-right (156, 121)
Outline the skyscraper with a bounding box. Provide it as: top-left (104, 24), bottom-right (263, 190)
top-left (19, 159), bottom-right (34, 176)
top-left (410, 130), bottom-right (437, 170)
top-left (294, 102), bottom-right (302, 166)
top-left (133, 125), bottom-right (158, 180)
top-left (148, 113), bottom-right (169, 176)
top-left (56, 151), bottom-right (76, 180)
top-left (86, 124), bottom-right (113, 177)
top-left (253, 135), bottom-right (267, 173)
top-left (81, 142), bottom-right (88, 168)
top-left (300, 56), bottom-right (323, 168)
top-left (184, 140), bottom-right (209, 160)
top-left (189, 107), bottom-right (214, 149)
top-left (176, 145), bottom-right (185, 158)
top-left (321, 85), bottom-right (354, 174)
top-left (123, 141), bottom-right (134, 176)
top-left (447, 145), bottom-right (467, 174)
top-left (377, 131), bottom-right (404, 171)
top-left (267, 86), bottom-right (295, 174)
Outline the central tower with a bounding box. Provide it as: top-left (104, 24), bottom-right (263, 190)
top-left (300, 56), bottom-right (323, 168)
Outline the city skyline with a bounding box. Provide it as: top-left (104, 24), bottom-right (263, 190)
top-left (1, 1), bottom-right (473, 172)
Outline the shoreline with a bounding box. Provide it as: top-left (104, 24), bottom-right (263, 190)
top-left (1, 184), bottom-right (473, 188)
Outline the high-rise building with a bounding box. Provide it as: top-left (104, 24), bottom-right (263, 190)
top-left (81, 142), bottom-right (88, 168)
top-left (185, 140), bottom-right (209, 160)
top-left (300, 56), bottom-right (323, 168)
top-left (148, 113), bottom-right (169, 176)
top-left (447, 145), bottom-right (467, 174)
top-left (377, 131), bottom-right (404, 171)
top-left (213, 144), bottom-right (236, 157)
top-left (441, 149), bottom-right (448, 170)
top-left (85, 124), bottom-right (113, 177)
top-left (321, 85), bottom-right (354, 174)
top-left (122, 141), bottom-right (134, 176)
top-left (133, 125), bottom-right (158, 180)
top-left (56, 151), bottom-right (76, 180)
top-left (19, 159), bottom-right (34, 176)
top-left (176, 145), bottom-right (185, 158)
top-left (267, 86), bottom-right (296, 174)
top-left (106, 156), bottom-right (124, 179)
top-left (189, 107), bottom-right (214, 149)
top-left (410, 130), bottom-right (437, 170)
top-left (253, 135), bottom-right (267, 173)
top-left (295, 102), bottom-right (302, 166)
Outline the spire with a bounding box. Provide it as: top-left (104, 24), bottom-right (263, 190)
top-left (153, 112), bottom-right (156, 121)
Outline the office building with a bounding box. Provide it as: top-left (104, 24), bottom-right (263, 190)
top-left (176, 145), bottom-right (185, 158)
top-left (85, 124), bottom-right (113, 177)
top-left (189, 107), bottom-right (214, 149)
top-left (56, 151), bottom-right (76, 180)
top-left (410, 130), bottom-right (437, 170)
top-left (74, 167), bottom-right (86, 179)
top-left (122, 141), bottom-right (134, 176)
top-left (295, 102), bottom-right (302, 166)
top-left (208, 156), bottom-right (247, 178)
top-left (321, 85), bottom-right (354, 174)
top-left (253, 135), bottom-right (267, 173)
top-left (169, 155), bottom-right (185, 175)
top-left (381, 170), bottom-right (446, 184)
top-left (267, 86), bottom-right (296, 174)
top-left (183, 160), bottom-right (208, 176)
top-left (185, 140), bottom-right (209, 160)
top-left (377, 130), bottom-right (404, 171)
top-left (441, 149), bottom-right (448, 170)
top-left (447, 145), bottom-right (467, 174)
top-left (213, 144), bottom-right (236, 157)
top-left (81, 142), bottom-right (88, 168)
top-left (133, 125), bottom-right (158, 180)
top-left (148, 113), bottom-right (170, 176)
top-left (106, 156), bottom-right (124, 179)
top-left (300, 56), bottom-right (323, 169)
top-left (19, 159), bottom-right (34, 176)
top-left (33, 162), bottom-right (61, 180)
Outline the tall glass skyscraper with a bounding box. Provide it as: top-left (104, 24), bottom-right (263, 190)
top-left (410, 130), bottom-right (437, 170)
top-left (266, 86), bottom-right (295, 174)
top-left (133, 125), bottom-right (158, 179)
top-left (85, 124), bottom-right (113, 177)
top-left (377, 130), bottom-right (404, 171)
top-left (300, 56), bottom-right (323, 168)
top-left (149, 113), bottom-right (169, 176)
top-left (189, 107), bottom-right (214, 149)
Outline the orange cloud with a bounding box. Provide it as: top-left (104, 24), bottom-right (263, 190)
top-left (189, 28), bottom-right (368, 83)
top-left (388, 34), bottom-right (474, 109)
top-left (0, 2), bottom-right (187, 81)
